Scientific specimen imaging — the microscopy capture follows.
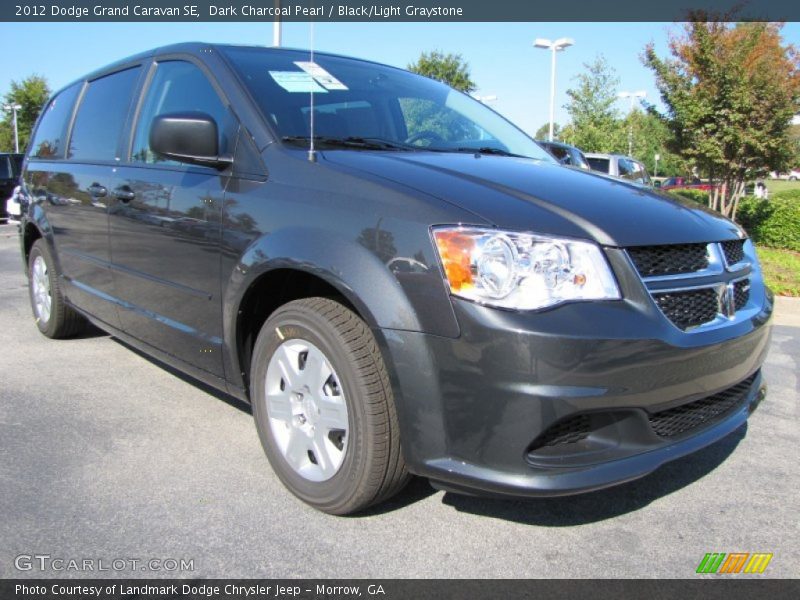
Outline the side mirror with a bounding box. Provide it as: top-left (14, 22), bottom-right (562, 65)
top-left (149, 112), bottom-right (232, 170)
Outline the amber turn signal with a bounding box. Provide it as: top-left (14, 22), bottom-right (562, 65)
top-left (433, 230), bottom-right (475, 292)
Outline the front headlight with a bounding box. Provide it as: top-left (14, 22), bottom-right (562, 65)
top-left (433, 226), bottom-right (620, 310)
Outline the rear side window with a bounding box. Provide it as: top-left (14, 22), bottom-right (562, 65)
top-left (10, 154), bottom-right (23, 175)
top-left (0, 156), bottom-right (12, 179)
top-left (69, 67), bottom-right (141, 162)
top-left (29, 83), bottom-right (81, 159)
top-left (131, 61), bottom-right (231, 165)
top-left (587, 157), bottom-right (610, 173)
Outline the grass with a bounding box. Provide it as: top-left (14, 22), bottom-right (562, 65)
top-left (756, 246), bottom-right (800, 297)
top-left (765, 179), bottom-right (800, 195)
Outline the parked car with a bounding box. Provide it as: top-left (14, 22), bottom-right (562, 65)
top-left (660, 176), bottom-right (715, 192)
top-left (1, 152), bottom-right (24, 222)
top-left (769, 169), bottom-right (800, 181)
top-left (536, 140), bottom-right (590, 170)
top-left (5, 185), bottom-right (24, 223)
top-left (18, 44), bottom-right (771, 515)
top-left (586, 152), bottom-right (653, 186)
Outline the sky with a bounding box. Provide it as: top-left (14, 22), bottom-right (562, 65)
top-left (1, 21), bottom-right (799, 136)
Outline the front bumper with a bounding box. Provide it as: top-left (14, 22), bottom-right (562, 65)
top-left (379, 291), bottom-right (772, 498)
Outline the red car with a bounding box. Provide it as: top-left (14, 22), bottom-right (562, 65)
top-left (660, 176), bottom-right (715, 192)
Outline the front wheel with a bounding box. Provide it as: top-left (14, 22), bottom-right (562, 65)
top-left (251, 298), bottom-right (408, 514)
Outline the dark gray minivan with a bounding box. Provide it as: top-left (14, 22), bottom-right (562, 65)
top-left (18, 44), bottom-right (772, 514)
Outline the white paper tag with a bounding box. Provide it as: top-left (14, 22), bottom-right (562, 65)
top-left (294, 61), bottom-right (349, 90)
top-left (269, 71), bottom-right (327, 93)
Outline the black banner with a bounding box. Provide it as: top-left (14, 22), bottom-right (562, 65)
top-left (2, 579), bottom-right (800, 600)
top-left (2, 0), bottom-right (800, 22)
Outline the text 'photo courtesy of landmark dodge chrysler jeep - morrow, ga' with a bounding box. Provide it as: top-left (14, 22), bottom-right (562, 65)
top-left (17, 43), bottom-right (772, 514)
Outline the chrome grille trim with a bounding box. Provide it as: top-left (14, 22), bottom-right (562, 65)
top-left (625, 240), bottom-right (757, 333)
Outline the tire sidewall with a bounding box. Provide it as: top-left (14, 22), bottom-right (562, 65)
top-left (251, 305), bottom-right (371, 512)
top-left (28, 242), bottom-right (58, 337)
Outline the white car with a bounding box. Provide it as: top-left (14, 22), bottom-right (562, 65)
top-left (5, 185), bottom-right (23, 224)
top-left (769, 169), bottom-right (800, 181)
top-left (585, 153), bottom-right (653, 187)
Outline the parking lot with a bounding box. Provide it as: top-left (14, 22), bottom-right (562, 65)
top-left (0, 223), bottom-right (797, 578)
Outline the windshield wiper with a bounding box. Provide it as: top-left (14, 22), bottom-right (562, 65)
top-left (282, 136), bottom-right (413, 151)
top-left (451, 146), bottom-right (526, 158)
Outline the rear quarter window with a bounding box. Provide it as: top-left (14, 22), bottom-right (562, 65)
top-left (29, 83), bottom-right (82, 159)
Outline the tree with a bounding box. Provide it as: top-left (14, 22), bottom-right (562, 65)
top-left (534, 122), bottom-right (560, 141)
top-left (789, 122), bottom-right (800, 167)
top-left (357, 223), bottom-right (397, 264)
top-left (0, 75), bottom-right (50, 153)
top-left (408, 51), bottom-right (476, 93)
top-left (563, 55), bottom-right (625, 153)
top-left (644, 20), bottom-right (800, 219)
top-left (623, 108), bottom-right (686, 176)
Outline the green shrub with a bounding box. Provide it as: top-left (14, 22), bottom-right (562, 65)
top-left (737, 191), bottom-right (800, 252)
top-left (666, 188), bottom-right (710, 205)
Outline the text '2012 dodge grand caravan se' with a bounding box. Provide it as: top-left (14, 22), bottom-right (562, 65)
top-left (18, 44), bottom-right (771, 514)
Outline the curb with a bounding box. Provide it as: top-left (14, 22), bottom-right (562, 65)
top-left (774, 296), bottom-right (800, 327)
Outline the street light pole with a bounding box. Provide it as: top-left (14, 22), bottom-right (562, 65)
top-left (534, 37), bottom-right (574, 142)
top-left (618, 90), bottom-right (646, 156)
top-left (272, 0), bottom-right (282, 47)
top-left (3, 103), bottom-right (22, 153)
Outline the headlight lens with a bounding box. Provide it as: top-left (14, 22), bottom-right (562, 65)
top-left (433, 227), bottom-right (620, 310)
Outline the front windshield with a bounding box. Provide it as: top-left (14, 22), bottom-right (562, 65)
top-left (221, 46), bottom-right (554, 161)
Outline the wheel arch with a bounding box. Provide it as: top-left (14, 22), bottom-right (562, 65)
top-left (223, 228), bottom-right (424, 396)
top-left (22, 221), bottom-right (43, 267)
top-left (22, 199), bottom-right (57, 269)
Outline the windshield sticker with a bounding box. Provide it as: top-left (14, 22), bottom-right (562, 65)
top-left (293, 61), bottom-right (349, 91)
top-left (269, 71), bottom-right (328, 93)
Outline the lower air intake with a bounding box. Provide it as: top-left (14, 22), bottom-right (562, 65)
top-left (528, 414), bottom-right (591, 451)
top-left (648, 373), bottom-right (757, 438)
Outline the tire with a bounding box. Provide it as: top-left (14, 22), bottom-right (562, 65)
top-left (28, 239), bottom-right (86, 339)
top-left (790, 176), bottom-right (797, 181)
top-left (251, 297), bottom-right (409, 514)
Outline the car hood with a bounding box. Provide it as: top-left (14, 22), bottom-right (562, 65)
top-left (321, 151), bottom-right (742, 247)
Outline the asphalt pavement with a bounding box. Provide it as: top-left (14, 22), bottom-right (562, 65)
top-left (1, 223), bottom-right (797, 578)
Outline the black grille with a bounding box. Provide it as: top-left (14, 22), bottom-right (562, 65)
top-left (653, 287), bottom-right (719, 330)
top-left (733, 279), bottom-right (750, 310)
top-left (721, 239), bottom-right (746, 265)
top-left (529, 415), bottom-right (590, 451)
top-left (649, 373), bottom-right (757, 438)
top-left (628, 243), bottom-right (709, 277)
